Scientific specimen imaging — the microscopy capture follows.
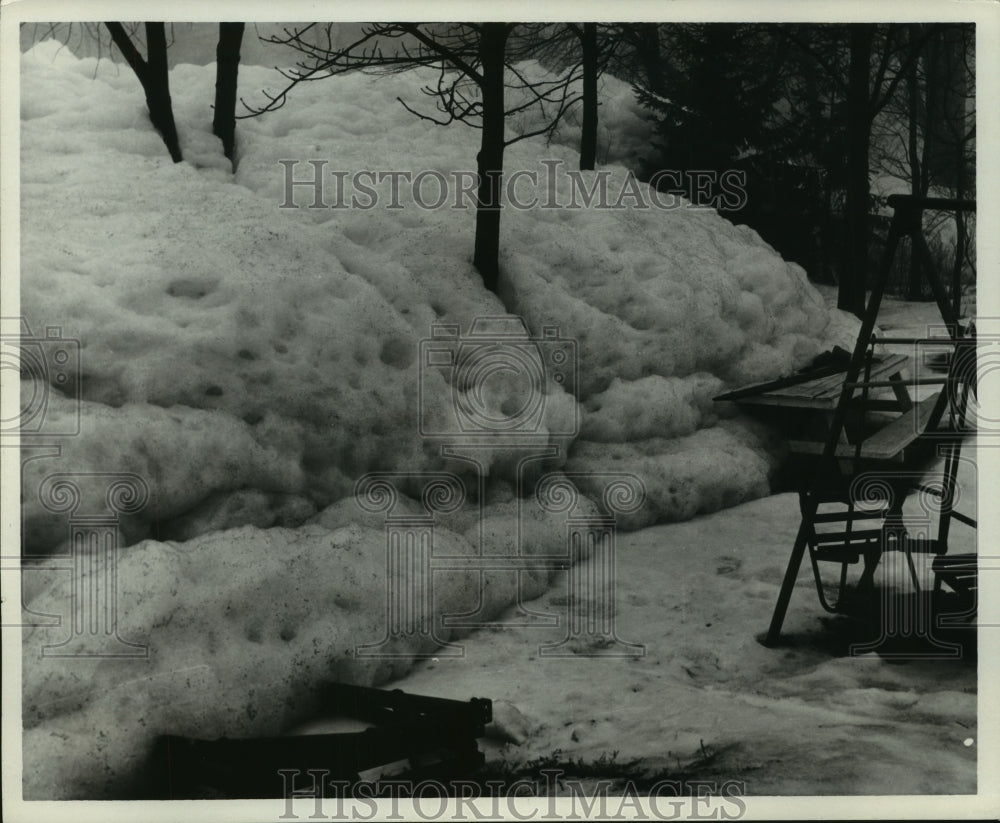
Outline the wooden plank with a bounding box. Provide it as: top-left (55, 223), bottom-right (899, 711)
top-left (812, 508), bottom-right (886, 523)
top-left (859, 391), bottom-right (941, 458)
top-left (788, 391), bottom-right (941, 461)
top-left (713, 363), bottom-right (849, 403)
top-left (728, 354), bottom-right (909, 410)
top-left (812, 529), bottom-right (884, 543)
top-left (888, 372), bottom-right (913, 412)
top-left (933, 553), bottom-right (978, 595)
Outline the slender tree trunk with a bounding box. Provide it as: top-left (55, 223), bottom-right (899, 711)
top-left (906, 25), bottom-right (925, 300)
top-left (950, 29), bottom-right (971, 319)
top-left (579, 23), bottom-right (598, 171)
top-left (952, 153), bottom-right (967, 318)
top-left (637, 23), bottom-right (664, 97)
top-left (839, 25), bottom-right (873, 317)
top-left (213, 22), bottom-right (245, 166)
top-left (104, 22), bottom-right (183, 162)
top-left (142, 24), bottom-right (182, 163)
top-left (473, 23), bottom-right (509, 294)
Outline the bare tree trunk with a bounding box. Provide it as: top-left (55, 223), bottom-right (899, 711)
top-left (213, 22), bottom-right (245, 166)
top-left (637, 23), bottom-right (664, 96)
top-left (143, 24), bottom-right (182, 162)
top-left (906, 25), bottom-right (925, 300)
top-left (839, 25), bottom-right (872, 318)
top-left (948, 27), bottom-right (971, 318)
top-left (473, 23), bottom-right (509, 294)
top-left (105, 22), bottom-right (183, 163)
top-left (931, 25), bottom-right (972, 318)
top-left (952, 154), bottom-right (967, 318)
top-left (579, 23), bottom-right (598, 171)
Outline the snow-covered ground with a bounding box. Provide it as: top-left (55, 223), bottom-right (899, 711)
top-left (12, 33), bottom-right (978, 803)
top-left (357, 463), bottom-right (977, 796)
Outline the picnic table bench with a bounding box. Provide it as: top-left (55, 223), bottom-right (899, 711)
top-left (715, 353), bottom-right (944, 464)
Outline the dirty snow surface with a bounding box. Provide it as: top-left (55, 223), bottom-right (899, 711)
top-left (15, 35), bottom-right (976, 802)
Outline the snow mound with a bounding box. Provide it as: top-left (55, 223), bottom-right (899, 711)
top-left (581, 373), bottom-right (728, 442)
top-left (19, 42), bottom-right (577, 554)
top-left (19, 42), bottom-right (844, 543)
top-left (20, 387), bottom-right (309, 552)
top-left (567, 420), bottom-right (777, 529)
top-left (21, 477), bottom-right (609, 798)
top-left (21, 517), bottom-right (564, 798)
top-left (502, 177), bottom-right (833, 397)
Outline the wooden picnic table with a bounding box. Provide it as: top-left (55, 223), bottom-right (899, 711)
top-left (716, 354), bottom-right (943, 463)
top-left (721, 353), bottom-right (911, 411)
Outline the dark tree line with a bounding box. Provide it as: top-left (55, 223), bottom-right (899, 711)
top-left (634, 22), bottom-right (975, 316)
top-left (36, 22), bottom-right (974, 311)
top-left (875, 24), bottom-right (974, 310)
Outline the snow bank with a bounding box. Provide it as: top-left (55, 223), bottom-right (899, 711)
top-left (20, 388), bottom-right (308, 553)
top-left (16, 38), bottom-right (844, 590)
top-left (21, 39), bottom-right (842, 552)
top-left (22, 522), bottom-right (473, 798)
top-left (502, 185), bottom-right (831, 396)
top-left (567, 420), bottom-right (777, 529)
top-left (20, 42), bottom-right (576, 557)
top-left (21, 483), bottom-right (602, 799)
top-left (498, 163), bottom-right (834, 522)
